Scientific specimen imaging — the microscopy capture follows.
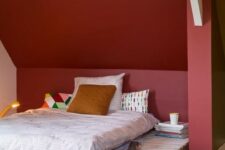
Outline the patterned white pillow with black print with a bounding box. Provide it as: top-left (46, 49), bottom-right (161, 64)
top-left (121, 89), bottom-right (149, 113)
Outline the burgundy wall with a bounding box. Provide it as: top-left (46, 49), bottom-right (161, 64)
top-left (0, 0), bottom-right (187, 70)
top-left (17, 68), bottom-right (188, 122)
top-left (188, 0), bottom-right (212, 149)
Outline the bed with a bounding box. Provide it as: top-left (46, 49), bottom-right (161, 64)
top-left (0, 71), bottom-right (187, 150)
top-left (0, 108), bottom-right (158, 150)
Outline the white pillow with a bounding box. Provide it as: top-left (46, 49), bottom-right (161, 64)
top-left (71, 73), bottom-right (125, 110)
top-left (121, 89), bottom-right (149, 113)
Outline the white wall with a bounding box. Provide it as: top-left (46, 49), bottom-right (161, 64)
top-left (0, 40), bottom-right (17, 114)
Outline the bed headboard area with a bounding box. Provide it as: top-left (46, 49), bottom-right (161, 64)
top-left (18, 68), bottom-right (188, 122)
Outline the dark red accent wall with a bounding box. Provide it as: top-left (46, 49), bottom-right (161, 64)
top-left (0, 0), bottom-right (187, 70)
top-left (17, 68), bottom-right (188, 122)
top-left (188, 0), bottom-right (212, 149)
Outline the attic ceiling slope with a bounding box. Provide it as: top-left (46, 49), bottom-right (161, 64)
top-left (0, 0), bottom-right (187, 70)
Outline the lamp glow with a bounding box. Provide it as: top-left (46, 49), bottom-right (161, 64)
top-left (0, 100), bottom-right (20, 118)
top-left (11, 101), bottom-right (20, 108)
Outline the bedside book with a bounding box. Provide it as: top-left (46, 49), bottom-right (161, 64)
top-left (154, 121), bottom-right (189, 139)
top-left (157, 129), bottom-right (188, 135)
top-left (158, 121), bottom-right (188, 129)
top-left (155, 125), bottom-right (188, 133)
top-left (155, 131), bottom-right (188, 139)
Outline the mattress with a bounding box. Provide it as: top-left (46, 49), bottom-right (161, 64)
top-left (0, 109), bottom-right (158, 150)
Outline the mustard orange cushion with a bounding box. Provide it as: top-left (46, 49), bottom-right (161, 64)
top-left (67, 84), bottom-right (116, 115)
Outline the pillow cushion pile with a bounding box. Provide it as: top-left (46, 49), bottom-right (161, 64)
top-left (41, 93), bottom-right (72, 110)
top-left (71, 73), bottom-right (125, 110)
top-left (68, 84), bottom-right (116, 115)
top-left (121, 89), bottom-right (149, 113)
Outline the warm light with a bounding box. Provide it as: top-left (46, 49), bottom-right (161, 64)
top-left (11, 101), bottom-right (20, 108)
top-left (0, 100), bottom-right (20, 118)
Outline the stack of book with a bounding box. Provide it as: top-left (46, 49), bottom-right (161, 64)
top-left (154, 121), bottom-right (188, 139)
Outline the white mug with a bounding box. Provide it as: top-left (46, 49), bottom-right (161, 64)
top-left (170, 113), bottom-right (179, 125)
